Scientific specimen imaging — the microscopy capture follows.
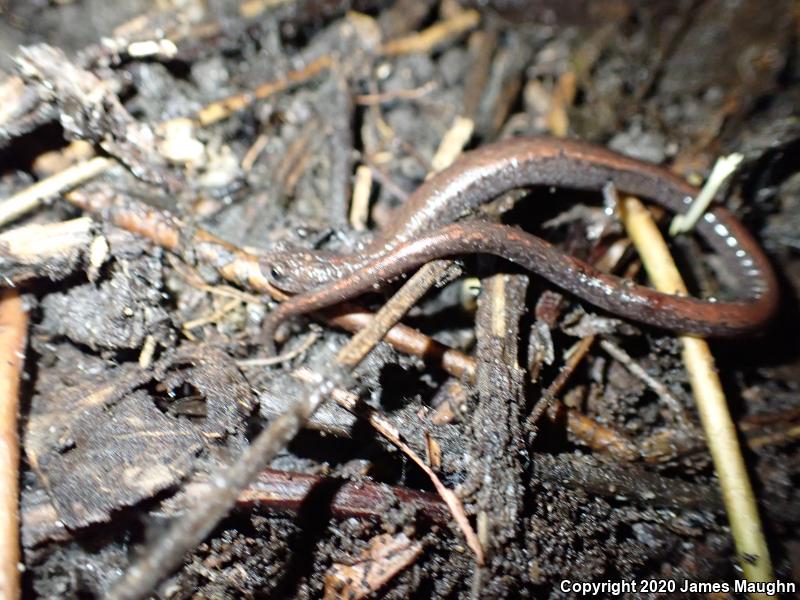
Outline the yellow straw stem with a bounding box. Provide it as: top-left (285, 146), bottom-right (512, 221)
top-left (619, 195), bottom-right (774, 598)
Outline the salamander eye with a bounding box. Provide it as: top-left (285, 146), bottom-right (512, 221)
top-left (269, 264), bottom-right (285, 282)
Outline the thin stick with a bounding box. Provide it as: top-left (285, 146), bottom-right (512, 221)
top-left (618, 195), bottom-right (774, 595)
top-left (237, 330), bottom-right (320, 367)
top-left (527, 335), bottom-right (595, 430)
top-left (429, 116), bottom-right (475, 175)
top-left (349, 164), bottom-right (373, 231)
top-left (294, 369), bottom-right (485, 565)
top-left (195, 56), bottom-right (332, 126)
top-left (0, 156), bottom-right (112, 228)
top-left (336, 260), bottom-right (460, 368)
top-left (599, 338), bottom-right (691, 427)
top-left (355, 81), bottom-right (436, 105)
top-left (0, 291), bottom-right (27, 600)
top-left (323, 305), bottom-right (476, 382)
top-left (381, 9), bottom-right (480, 56)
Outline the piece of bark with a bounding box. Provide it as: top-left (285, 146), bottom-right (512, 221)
top-left (465, 273), bottom-right (529, 591)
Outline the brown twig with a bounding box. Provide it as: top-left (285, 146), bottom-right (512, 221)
top-left (237, 330), bottom-right (320, 367)
top-left (483, 32), bottom-right (530, 139)
top-left (465, 272), bottom-right (528, 581)
top-left (0, 291), bottom-right (27, 600)
top-left (561, 409), bottom-right (640, 462)
top-left (275, 122), bottom-right (318, 197)
top-left (355, 81), bottom-right (437, 105)
top-left (241, 133), bottom-right (269, 172)
top-left (527, 335), bottom-right (595, 430)
top-left (745, 425), bottom-right (800, 449)
top-left (530, 453), bottom-right (722, 512)
top-left (363, 159), bottom-right (411, 204)
top-left (64, 187), bottom-right (284, 298)
top-left (525, 334), bottom-right (642, 461)
top-left (188, 467), bottom-right (450, 523)
top-left (322, 305), bottom-right (477, 382)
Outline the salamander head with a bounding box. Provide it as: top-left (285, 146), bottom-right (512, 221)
top-left (260, 247), bottom-right (342, 293)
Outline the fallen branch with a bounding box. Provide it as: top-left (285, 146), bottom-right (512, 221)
top-left (527, 335), bottom-right (595, 431)
top-left (194, 55), bottom-right (332, 126)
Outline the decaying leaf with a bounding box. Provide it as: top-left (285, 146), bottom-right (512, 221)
top-left (24, 345), bottom-right (255, 530)
top-left (323, 532), bottom-right (423, 600)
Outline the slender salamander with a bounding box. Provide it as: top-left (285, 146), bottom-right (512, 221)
top-left (260, 137), bottom-right (779, 349)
